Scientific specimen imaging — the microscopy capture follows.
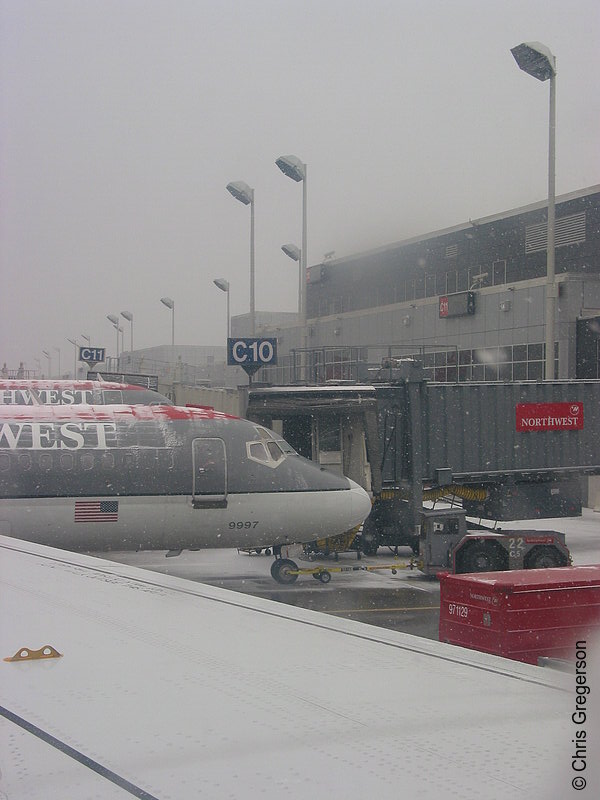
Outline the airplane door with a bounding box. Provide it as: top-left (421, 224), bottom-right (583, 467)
top-left (191, 438), bottom-right (227, 508)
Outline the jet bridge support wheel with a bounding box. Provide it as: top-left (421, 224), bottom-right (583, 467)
top-left (270, 558), bottom-right (299, 584)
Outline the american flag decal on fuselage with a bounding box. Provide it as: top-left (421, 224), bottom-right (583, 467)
top-left (74, 500), bottom-right (119, 523)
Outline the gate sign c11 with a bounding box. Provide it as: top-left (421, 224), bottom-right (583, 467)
top-left (227, 338), bottom-right (277, 376)
top-left (78, 346), bottom-right (105, 364)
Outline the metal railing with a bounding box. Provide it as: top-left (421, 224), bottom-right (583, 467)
top-left (259, 344), bottom-right (461, 386)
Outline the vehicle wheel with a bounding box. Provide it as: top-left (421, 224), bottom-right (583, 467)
top-left (270, 558), bottom-right (299, 584)
top-left (316, 570), bottom-right (331, 584)
top-left (461, 543), bottom-right (506, 573)
top-left (525, 545), bottom-right (566, 570)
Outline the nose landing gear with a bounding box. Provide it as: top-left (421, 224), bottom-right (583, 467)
top-left (270, 558), bottom-right (299, 584)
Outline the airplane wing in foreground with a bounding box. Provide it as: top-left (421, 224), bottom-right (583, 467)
top-left (0, 536), bottom-right (584, 800)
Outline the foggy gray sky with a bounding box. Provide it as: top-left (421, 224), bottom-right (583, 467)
top-left (1, 0), bottom-right (599, 371)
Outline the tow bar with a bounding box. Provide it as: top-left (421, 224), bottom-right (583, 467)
top-left (270, 557), bottom-right (423, 585)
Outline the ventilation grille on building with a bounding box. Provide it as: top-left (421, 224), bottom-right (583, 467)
top-left (445, 244), bottom-right (458, 258)
top-left (525, 211), bottom-right (586, 254)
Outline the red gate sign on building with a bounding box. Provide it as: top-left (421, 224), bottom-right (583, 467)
top-left (516, 402), bottom-right (584, 431)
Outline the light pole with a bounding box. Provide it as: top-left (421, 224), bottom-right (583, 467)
top-left (281, 243), bottom-right (302, 315)
top-left (511, 41), bottom-right (557, 380)
top-left (277, 155), bottom-right (308, 379)
top-left (53, 346), bottom-right (61, 379)
top-left (107, 315), bottom-right (120, 358)
top-left (276, 155), bottom-right (307, 323)
top-left (226, 181), bottom-right (255, 335)
top-left (213, 279), bottom-right (231, 339)
top-left (160, 297), bottom-right (175, 346)
top-left (81, 334), bottom-right (91, 346)
top-left (67, 338), bottom-right (78, 378)
top-left (121, 311), bottom-right (134, 352)
top-left (42, 349), bottom-right (52, 378)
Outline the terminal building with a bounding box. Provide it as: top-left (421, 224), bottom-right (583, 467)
top-left (113, 185), bottom-right (599, 391)
top-left (260, 184), bottom-right (600, 384)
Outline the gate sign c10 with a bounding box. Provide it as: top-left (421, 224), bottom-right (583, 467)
top-left (78, 346), bottom-right (106, 364)
top-left (227, 338), bottom-right (277, 376)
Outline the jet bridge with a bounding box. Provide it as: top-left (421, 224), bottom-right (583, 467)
top-left (247, 363), bottom-right (600, 550)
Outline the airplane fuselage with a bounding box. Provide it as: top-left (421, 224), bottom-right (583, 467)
top-left (0, 404), bottom-right (372, 551)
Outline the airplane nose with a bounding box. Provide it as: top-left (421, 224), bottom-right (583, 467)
top-left (347, 479), bottom-right (373, 527)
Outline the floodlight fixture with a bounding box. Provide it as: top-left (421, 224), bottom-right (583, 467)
top-left (226, 181), bottom-right (254, 205)
top-left (275, 155), bottom-right (306, 182)
top-left (510, 41), bottom-right (555, 81)
top-left (281, 243), bottom-right (301, 262)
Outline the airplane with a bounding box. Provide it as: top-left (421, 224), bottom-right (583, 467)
top-left (0, 534), bottom-right (582, 800)
top-left (0, 378), bottom-right (174, 406)
top-left (0, 403), bottom-right (372, 567)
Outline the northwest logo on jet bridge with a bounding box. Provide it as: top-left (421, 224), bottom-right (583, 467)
top-left (515, 402), bottom-right (584, 432)
top-left (0, 422), bottom-right (117, 449)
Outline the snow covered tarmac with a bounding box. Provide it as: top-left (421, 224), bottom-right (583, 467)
top-left (101, 508), bottom-right (599, 641)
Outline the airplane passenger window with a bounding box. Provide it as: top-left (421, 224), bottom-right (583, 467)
top-left (39, 453), bottom-right (52, 471)
top-left (158, 449), bottom-right (175, 470)
top-left (101, 452), bottom-right (115, 469)
top-left (102, 390), bottom-right (123, 404)
top-left (0, 453), bottom-right (9, 472)
top-left (59, 453), bottom-right (74, 471)
top-left (80, 453), bottom-right (94, 471)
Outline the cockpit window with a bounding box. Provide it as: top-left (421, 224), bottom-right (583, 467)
top-left (277, 440), bottom-right (295, 454)
top-left (248, 442), bottom-right (270, 462)
top-left (247, 430), bottom-right (296, 468)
